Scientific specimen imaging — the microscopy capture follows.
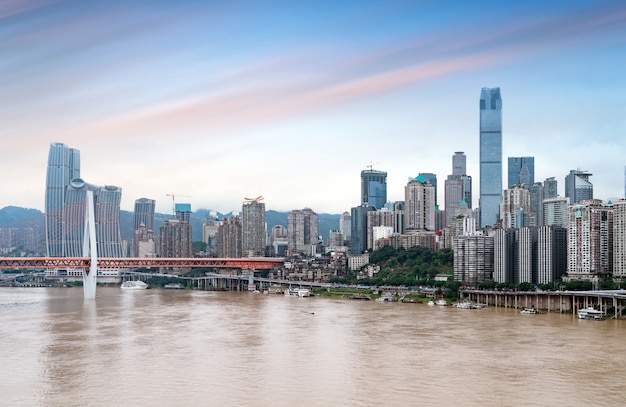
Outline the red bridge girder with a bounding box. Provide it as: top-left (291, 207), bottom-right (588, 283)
top-left (0, 257), bottom-right (284, 270)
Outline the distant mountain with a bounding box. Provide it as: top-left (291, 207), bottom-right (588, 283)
top-left (0, 206), bottom-right (44, 227)
top-left (1, 206), bottom-right (341, 249)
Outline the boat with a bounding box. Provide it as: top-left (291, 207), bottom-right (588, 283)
top-left (577, 307), bottom-right (605, 320)
top-left (455, 301), bottom-right (475, 309)
top-left (520, 308), bottom-right (538, 314)
top-left (349, 294), bottom-right (371, 301)
top-left (376, 293), bottom-right (397, 302)
top-left (121, 280), bottom-right (149, 290)
top-left (285, 288), bottom-right (311, 297)
top-left (164, 283), bottom-right (184, 289)
top-left (427, 300), bottom-right (435, 306)
top-left (435, 298), bottom-right (449, 306)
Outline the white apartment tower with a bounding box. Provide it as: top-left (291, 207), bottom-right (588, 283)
top-left (567, 200), bottom-right (613, 278)
top-left (404, 175), bottom-right (435, 232)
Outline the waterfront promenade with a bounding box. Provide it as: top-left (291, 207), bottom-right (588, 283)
top-left (461, 289), bottom-right (626, 317)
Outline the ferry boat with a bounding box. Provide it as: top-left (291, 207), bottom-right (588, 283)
top-left (435, 298), bottom-right (449, 306)
top-left (121, 280), bottom-right (149, 290)
top-left (577, 307), bottom-right (605, 320)
top-left (284, 288), bottom-right (311, 297)
top-left (520, 308), bottom-right (538, 314)
top-left (164, 283), bottom-right (184, 290)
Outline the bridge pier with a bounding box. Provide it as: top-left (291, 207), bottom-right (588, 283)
top-left (82, 190), bottom-right (98, 300)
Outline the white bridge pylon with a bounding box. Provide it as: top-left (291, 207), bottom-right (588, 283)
top-left (82, 190), bottom-right (98, 299)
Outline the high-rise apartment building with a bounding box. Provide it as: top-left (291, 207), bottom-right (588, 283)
top-left (45, 142), bottom-right (80, 257)
top-left (453, 235), bottom-right (494, 283)
top-left (217, 216), bottom-right (242, 258)
top-left (500, 185), bottom-right (530, 229)
top-left (242, 198), bottom-right (266, 257)
top-left (361, 169), bottom-right (387, 209)
top-left (287, 208), bottom-right (319, 256)
top-left (419, 173), bottom-right (437, 206)
top-left (613, 199), bottom-right (626, 279)
top-left (565, 170), bottom-right (593, 204)
top-left (479, 87), bottom-right (503, 228)
top-left (367, 208), bottom-right (394, 250)
top-left (202, 212), bottom-right (221, 256)
top-left (494, 228), bottom-right (517, 283)
top-left (404, 175), bottom-right (435, 232)
top-left (537, 225), bottom-right (567, 285)
top-left (384, 201), bottom-right (405, 234)
top-left (529, 182), bottom-right (544, 226)
top-left (567, 199), bottom-right (613, 279)
top-left (159, 218), bottom-right (192, 258)
top-left (507, 157), bottom-right (535, 188)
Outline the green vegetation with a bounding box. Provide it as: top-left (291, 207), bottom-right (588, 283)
top-left (328, 246), bottom-right (460, 300)
top-left (332, 246), bottom-right (454, 287)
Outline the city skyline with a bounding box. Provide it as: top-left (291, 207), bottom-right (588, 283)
top-left (2, 1), bottom-right (626, 215)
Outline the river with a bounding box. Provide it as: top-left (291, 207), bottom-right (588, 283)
top-left (1, 287), bottom-right (624, 406)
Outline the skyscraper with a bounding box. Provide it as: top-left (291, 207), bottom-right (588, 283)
top-left (479, 87), bottom-right (503, 228)
top-left (63, 179), bottom-right (125, 257)
top-left (500, 185), bottom-right (530, 229)
top-left (565, 170), bottom-right (593, 204)
top-left (567, 199), bottom-right (613, 278)
top-left (350, 205), bottom-right (375, 254)
top-left (404, 175), bottom-right (435, 232)
top-left (242, 197), bottom-right (266, 257)
top-left (543, 177), bottom-right (558, 200)
top-left (159, 219), bottom-right (192, 258)
top-left (452, 151), bottom-right (466, 176)
top-left (508, 157), bottom-right (534, 188)
top-left (360, 169), bottom-right (387, 209)
top-left (445, 151), bottom-right (472, 227)
top-left (613, 199), bottom-right (626, 279)
top-left (217, 216), bottom-right (242, 258)
top-left (45, 142), bottom-right (124, 258)
top-left (288, 208), bottom-right (319, 256)
top-left (419, 173), bottom-right (437, 206)
top-left (45, 142), bottom-right (80, 257)
top-left (134, 198), bottom-right (155, 231)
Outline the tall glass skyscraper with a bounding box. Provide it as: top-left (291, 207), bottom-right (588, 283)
top-left (63, 179), bottom-right (125, 257)
top-left (45, 143), bottom-right (80, 257)
top-left (45, 142), bottom-right (124, 258)
top-left (479, 87), bottom-right (503, 228)
top-left (508, 157), bottom-right (534, 188)
top-left (360, 169), bottom-right (387, 210)
top-left (134, 198), bottom-right (156, 231)
top-left (565, 170), bottom-right (593, 204)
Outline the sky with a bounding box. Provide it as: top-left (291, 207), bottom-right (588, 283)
top-left (2, 0), bottom-right (626, 215)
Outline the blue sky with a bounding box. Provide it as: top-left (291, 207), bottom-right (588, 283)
top-left (2, 0), bottom-right (625, 215)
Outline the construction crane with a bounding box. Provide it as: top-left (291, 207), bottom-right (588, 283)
top-left (243, 195), bottom-right (264, 205)
top-left (166, 193), bottom-right (191, 215)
